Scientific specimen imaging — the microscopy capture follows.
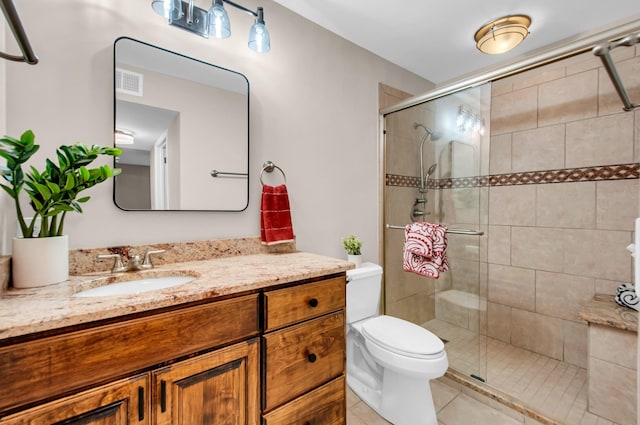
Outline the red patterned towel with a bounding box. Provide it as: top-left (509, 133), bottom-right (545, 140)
top-left (260, 184), bottom-right (295, 245)
top-left (403, 222), bottom-right (449, 279)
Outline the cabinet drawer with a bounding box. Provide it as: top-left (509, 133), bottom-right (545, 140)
top-left (264, 276), bottom-right (345, 331)
top-left (262, 376), bottom-right (345, 425)
top-left (263, 312), bottom-right (345, 411)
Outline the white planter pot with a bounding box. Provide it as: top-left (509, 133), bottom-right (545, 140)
top-left (12, 235), bottom-right (69, 288)
top-left (347, 254), bottom-right (362, 268)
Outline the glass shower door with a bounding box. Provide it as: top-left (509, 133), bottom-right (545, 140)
top-left (382, 83), bottom-right (489, 383)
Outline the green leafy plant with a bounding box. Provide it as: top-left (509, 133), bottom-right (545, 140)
top-left (0, 130), bottom-right (121, 238)
top-left (341, 234), bottom-right (362, 255)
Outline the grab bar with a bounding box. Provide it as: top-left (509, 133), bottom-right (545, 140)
top-left (210, 170), bottom-right (248, 178)
top-left (0, 0), bottom-right (38, 64)
top-left (386, 224), bottom-right (484, 236)
top-left (593, 32), bottom-right (640, 111)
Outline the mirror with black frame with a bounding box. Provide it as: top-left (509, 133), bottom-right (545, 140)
top-left (113, 37), bottom-right (249, 211)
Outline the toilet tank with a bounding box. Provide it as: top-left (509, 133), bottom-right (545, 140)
top-left (346, 262), bottom-right (383, 324)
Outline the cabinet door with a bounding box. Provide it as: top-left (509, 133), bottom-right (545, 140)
top-left (153, 338), bottom-right (259, 425)
top-left (0, 373), bottom-right (149, 425)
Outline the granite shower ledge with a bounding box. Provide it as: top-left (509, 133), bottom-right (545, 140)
top-left (578, 294), bottom-right (638, 332)
top-left (0, 251), bottom-right (353, 340)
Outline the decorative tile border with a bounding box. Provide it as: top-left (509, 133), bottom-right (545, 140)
top-left (387, 163), bottom-right (640, 189)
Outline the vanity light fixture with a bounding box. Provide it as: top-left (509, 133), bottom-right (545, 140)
top-left (474, 15), bottom-right (531, 55)
top-left (115, 129), bottom-right (135, 145)
top-left (151, 0), bottom-right (271, 53)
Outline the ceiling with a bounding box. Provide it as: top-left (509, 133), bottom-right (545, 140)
top-left (272, 0), bottom-right (640, 85)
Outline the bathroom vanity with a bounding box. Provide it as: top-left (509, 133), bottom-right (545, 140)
top-left (0, 251), bottom-right (350, 425)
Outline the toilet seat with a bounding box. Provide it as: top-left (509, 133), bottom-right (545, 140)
top-left (361, 315), bottom-right (444, 360)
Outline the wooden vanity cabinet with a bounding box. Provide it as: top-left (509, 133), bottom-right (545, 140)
top-left (0, 294), bottom-right (260, 425)
top-left (0, 272), bottom-right (348, 425)
top-left (262, 275), bottom-right (346, 425)
top-left (0, 339), bottom-right (260, 425)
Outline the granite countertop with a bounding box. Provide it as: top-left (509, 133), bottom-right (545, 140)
top-left (578, 294), bottom-right (638, 332)
top-left (0, 251), bottom-right (353, 340)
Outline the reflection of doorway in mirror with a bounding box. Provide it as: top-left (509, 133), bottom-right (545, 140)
top-left (151, 136), bottom-right (169, 209)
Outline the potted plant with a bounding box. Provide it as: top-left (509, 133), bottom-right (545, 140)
top-left (341, 234), bottom-right (362, 268)
top-left (0, 130), bottom-right (121, 288)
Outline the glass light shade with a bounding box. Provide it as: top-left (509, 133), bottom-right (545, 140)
top-left (208, 2), bottom-right (231, 39)
top-left (248, 22), bottom-right (270, 53)
top-left (115, 129), bottom-right (135, 145)
top-left (474, 15), bottom-right (531, 55)
top-left (151, 0), bottom-right (183, 20)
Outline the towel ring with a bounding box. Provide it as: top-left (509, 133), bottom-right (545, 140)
top-left (260, 161), bottom-right (286, 186)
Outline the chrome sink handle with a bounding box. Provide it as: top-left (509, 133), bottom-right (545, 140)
top-left (97, 253), bottom-right (127, 273)
top-left (143, 249), bottom-right (166, 268)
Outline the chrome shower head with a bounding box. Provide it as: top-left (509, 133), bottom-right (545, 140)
top-left (427, 163), bottom-right (437, 176)
top-left (414, 122), bottom-right (442, 141)
top-left (429, 131), bottom-right (443, 141)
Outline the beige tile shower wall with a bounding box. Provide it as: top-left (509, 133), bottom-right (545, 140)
top-left (487, 49), bottom-right (640, 368)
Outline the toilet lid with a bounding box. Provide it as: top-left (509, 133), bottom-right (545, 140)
top-left (361, 315), bottom-right (445, 358)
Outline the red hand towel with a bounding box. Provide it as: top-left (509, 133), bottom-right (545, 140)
top-left (260, 184), bottom-right (295, 245)
top-left (402, 222), bottom-right (449, 279)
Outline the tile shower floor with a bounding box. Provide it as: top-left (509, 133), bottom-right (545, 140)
top-left (347, 378), bottom-right (542, 425)
top-left (419, 318), bottom-right (621, 425)
top-left (347, 329), bottom-right (621, 424)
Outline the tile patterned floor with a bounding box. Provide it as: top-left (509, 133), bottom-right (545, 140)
top-left (348, 374), bottom-right (623, 425)
top-left (420, 319), bottom-right (621, 425)
top-left (346, 312), bottom-right (625, 424)
top-left (347, 377), bottom-right (544, 425)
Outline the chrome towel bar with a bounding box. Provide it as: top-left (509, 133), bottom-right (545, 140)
top-left (210, 170), bottom-right (248, 178)
top-left (386, 224), bottom-right (484, 236)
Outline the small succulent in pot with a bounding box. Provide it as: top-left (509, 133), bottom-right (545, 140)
top-left (0, 129), bottom-right (121, 238)
top-left (341, 234), bottom-right (362, 256)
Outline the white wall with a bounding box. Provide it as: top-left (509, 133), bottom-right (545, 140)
top-left (1, 0), bottom-right (433, 261)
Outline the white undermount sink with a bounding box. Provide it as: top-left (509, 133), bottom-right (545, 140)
top-left (74, 275), bottom-right (197, 298)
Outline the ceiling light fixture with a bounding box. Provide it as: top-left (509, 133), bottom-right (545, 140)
top-left (474, 15), bottom-right (531, 55)
top-left (115, 129), bottom-right (135, 145)
top-left (151, 0), bottom-right (270, 53)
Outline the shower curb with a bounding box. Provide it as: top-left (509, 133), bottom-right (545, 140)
top-left (442, 369), bottom-right (562, 425)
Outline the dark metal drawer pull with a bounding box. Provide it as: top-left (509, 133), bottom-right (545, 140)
top-left (160, 380), bottom-right (167, 413)
top-left (307, 353), bottom-right (317, 363)
top-left (138, 386), bottom-right (145, 421)
top-left (308, 298), bottom-right (319, 307)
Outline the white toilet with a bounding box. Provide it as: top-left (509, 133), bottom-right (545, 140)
top-left (346, 263), bottom-right (448, 425)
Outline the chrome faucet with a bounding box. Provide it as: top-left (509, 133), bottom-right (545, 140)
top-left (98, 249), bottom-right (166, 273)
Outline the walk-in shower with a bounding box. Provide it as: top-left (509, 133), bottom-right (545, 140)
top-left (382, 42), bottom-right (640, 423)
